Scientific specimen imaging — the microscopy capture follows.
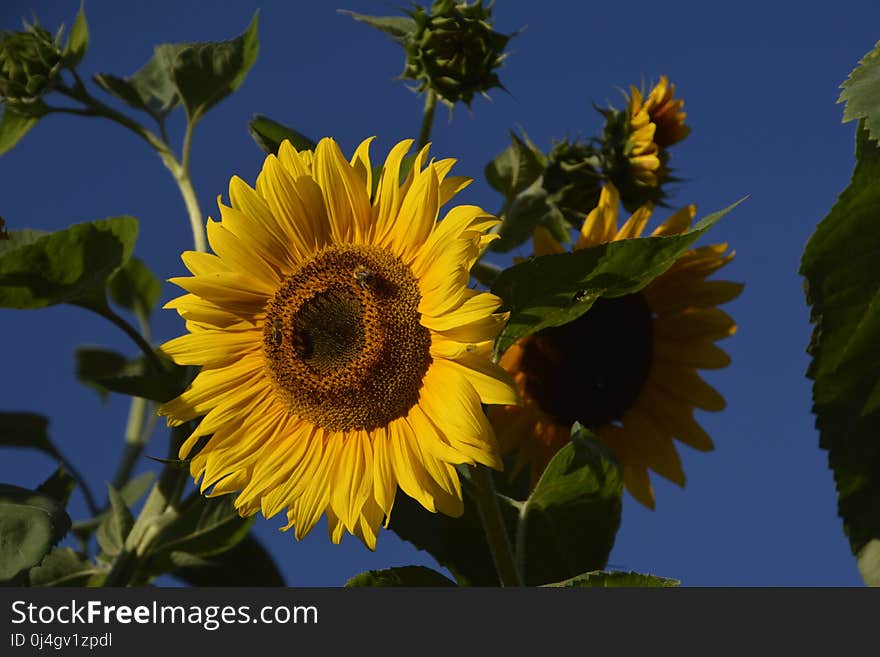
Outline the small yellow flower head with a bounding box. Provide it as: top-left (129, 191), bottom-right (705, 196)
top-left (0, 22), bottom-right (64, 103)
top-left (630, 75), bottom-right (690, 148)
top-left (403, 0), bottom-right (512, 107)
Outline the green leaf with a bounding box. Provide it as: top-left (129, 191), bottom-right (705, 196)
top-left (63, 4), bottom-right (90, 67)
top-left (339, 10), bottom-right (417, 41)
top-left (0, 216), bottom-right (138, 310)
top-left (75, 347), bottom-right (194, 403)
top-left (546, 570), bottom-right (680, 587)
top-left (172, 13), bottom-right (259, 124)
top-left (489, 179), bottom-right (568, 253)
top-left (248, 114), bottom-right (318, 155)
top-left (518, 426), bottom-right (622, 586)
top-left (146, 494), bottom-right (253, 576)
top-left (0, 483), bottom-right (72, 581)
top-left (108, 256), bottom-right (161, 315)
top-left (801, 122), bottom-right (880, 586)
top-left (346, 565), bottom-right (457, 587)
top-left (36, 467), bottom-right (76, 509)
top-left (93, 44), bottom-right (185, 120)
top-left (96, 485), bottom-right (134, 558)
top-left (486, 130), bottom-right (547, 201)
top-left (389, 481), bottom-right (518, 586)
top-left (839, 41), bottom-right (880, 144)
top-left (0, 412), bottom-right (62, 460)
top-left (0, 101), bottom-right (48, 157)
top-left (491, 200), bottom-right (743, 358)
top-left (172, 533), bottom-right (286, 586)
top-left (29, 547), bottom-right (104, 587)
top-left (71, 471), bottom-right (154, 541)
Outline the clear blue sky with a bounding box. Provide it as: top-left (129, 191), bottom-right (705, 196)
top-left (2, 0), bottom-right (877, 586)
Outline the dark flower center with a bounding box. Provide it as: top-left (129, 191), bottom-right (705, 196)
top-left (520, 294), bottom-right (654, 429)
top-left (263, 245), bottom-right (432, 432)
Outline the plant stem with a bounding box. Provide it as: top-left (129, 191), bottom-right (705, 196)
top-left (103, 426), bottom-right (189, 587)
top-left (97, 306), bottom-right (163, 373)
top-left (470, 464), bottom-right (522, 586)
top-left (417, 90), bottom-right (438, 150)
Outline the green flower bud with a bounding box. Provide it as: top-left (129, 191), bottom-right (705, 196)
top-left (0, 21), bottom-right (64, 104)
top-left (403, 0), bottom-right (512, 107)
top-left (541, 140), bottom-right (603, 227)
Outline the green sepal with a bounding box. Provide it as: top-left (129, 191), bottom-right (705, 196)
top-left (345, 565), bottom-right (456, 587)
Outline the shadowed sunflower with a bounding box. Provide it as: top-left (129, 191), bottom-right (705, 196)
top-left (158, 137), bottom-right (518, 548)
top-left (629, 75), bottom-right (690, 149)
top-left (490, 183), bottom-right (741, 508)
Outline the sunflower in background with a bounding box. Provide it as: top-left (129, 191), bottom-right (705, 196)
top-left (490, 183), bottom-right (741, 508)
top-left (158, 137), bottom-right (518, 548)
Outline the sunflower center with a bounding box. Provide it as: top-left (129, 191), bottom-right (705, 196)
top-left (263, 245), bottom-right (432, 432)
top-left (520, 294), bottom-right (653, 430)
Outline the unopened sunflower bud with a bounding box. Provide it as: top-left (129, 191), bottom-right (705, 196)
top-left (542, 140), bottom-right (603, 227)
top-left (403, 0), bottom-right (512, 107)
top-left (0, 22), bottom-right (64, 104)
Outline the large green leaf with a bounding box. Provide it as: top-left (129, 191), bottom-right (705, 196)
top-left (93, 44), bottom-right (184, 120)
top-left (491, 201), bottom-right (742, 358)
top-left (346, 565), bottom-right (456, 587)
top-left (518, 426), bottom-right (622, 586)
top-left (839, 41), bottom-right (880, 145)
top-left (546, 570), bottom-right (679, 587)
top-left (0, 483), bottom-right (71, 581)
top-left (145, 493), bottom-right (254, 577)
top-left (172, 13), bottom-right (259, 124)
top-left (172, 533), bottom-right (285, 586)
top-left (801, 122), bottom-right (880, 585)
top-left (248, 114), bottom-right (318, 155)
top-left (29, 547), bottom-right (105, 587)
top-left (0, 216), bottom-right (138, 310)
top-left (75, 347), bottom-right (194, 403)
top-left (62, 4), bottom-right (90, 68)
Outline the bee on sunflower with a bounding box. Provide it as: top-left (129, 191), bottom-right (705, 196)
top-left (158, 137), bottom-right (519, 548)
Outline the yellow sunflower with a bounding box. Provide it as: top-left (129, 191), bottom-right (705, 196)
top-left (490, 183), bottom-right (740, 508)
top-left (158, 137), bottom-right (518, 548)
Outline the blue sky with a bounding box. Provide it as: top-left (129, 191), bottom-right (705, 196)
top-left (1, 0), bottom-right (877, 586)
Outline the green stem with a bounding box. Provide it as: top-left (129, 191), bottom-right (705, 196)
top-left (56, 79), bottom-right (206, 252)
top-left (470, 464), bottom-right (522, 586)
top-left (103, 426), bottom-right (189, 587)
top-left (417, 90), bottom-right (438, 150)
top-left (96, 305), bottom-right (163, 373)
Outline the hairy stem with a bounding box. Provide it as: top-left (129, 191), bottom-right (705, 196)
top-left (417, 90), bottom-right (438, 150)
top-left (470, 464), bottom-right (522, 586)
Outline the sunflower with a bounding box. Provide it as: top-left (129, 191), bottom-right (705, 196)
top-left (490, 183), bottom-right (740, 508)
top-left (158, 137), bottom-right (518, 548)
